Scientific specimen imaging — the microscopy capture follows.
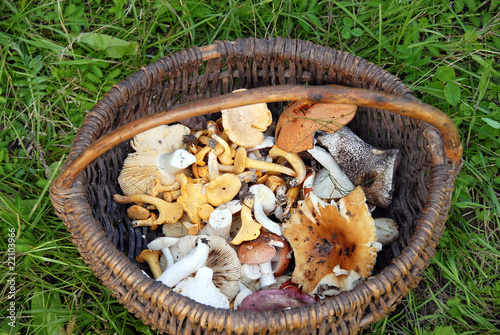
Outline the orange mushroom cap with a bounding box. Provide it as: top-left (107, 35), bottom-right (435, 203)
top-left (282, 186), bottom-right (379, 294)
top-left (275, 101), bottom-right (357, 153)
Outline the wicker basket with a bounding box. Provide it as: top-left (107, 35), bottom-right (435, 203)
top-left (50, 37), bottom-right (462, 334)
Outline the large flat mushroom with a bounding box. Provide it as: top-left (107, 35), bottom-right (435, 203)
top-left (282, 187), bottom-right (381, 295)
top-left (275, 101), bottom-right (357, 153)
top-left (118, 124), bottom-right (196, 195)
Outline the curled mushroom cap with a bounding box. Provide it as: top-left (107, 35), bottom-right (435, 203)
top-left (283, 186), bottom-right (379, 295)
top-left (275, 101), bottom-right (357, 153)
top-left (221, 89), bottom-right (273, 148)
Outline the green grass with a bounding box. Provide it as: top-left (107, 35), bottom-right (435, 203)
top-left (1, 0), bottom-right (499, 334)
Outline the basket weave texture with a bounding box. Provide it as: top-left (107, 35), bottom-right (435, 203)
top-left (50, 37), bottom-right (461, 334)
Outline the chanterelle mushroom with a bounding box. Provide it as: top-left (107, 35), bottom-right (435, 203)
top-left (205, 173), bottom-right (242, 207)
top-left (118, 124), bottom-right (196, 195)
top-left (221, 89), bottom-right (273, 148)
top-left (283, 187), bottom-right (380, 295)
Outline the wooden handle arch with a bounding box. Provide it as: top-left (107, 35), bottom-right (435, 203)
top-left (54, 85), bottom-right (462, 189)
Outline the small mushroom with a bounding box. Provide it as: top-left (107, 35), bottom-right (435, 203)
top-left (307, 146), bottom-right (354, 199)
top-left (173, 267), bottom-right (230, 309)
top-left (234, 146), bottom-right (296, 176)
top-left (198, 203), bottom-right (215, 222)
top-left (221, 90), bottom-right (273, 148)
top-left (212, 134), bottom-right (234, 165)
top-left (275, 101), bottom-right (357, 153)
top-left (283, 187), bottom-right (380, 295)
top-left (238, 232), bottom-right (290, 288)
top-left (374, 217), bottom-right (399, 245)
top-left (230, 195), bottom-right (261, 245)
top-left (317, 127), bottom-right (400, 207)
top-left (147, 236), bottom-right (180, 269)
top-left (268, 145), bottom-right (307, 187)
top-left (282, 186), bottom-right (300, 217)
top-left (156, 237), bottom-right (210, 288)
top-left (118, 124), bottom-right (195, 195)
top-left (176, 173), bottom-right (208, 227)
top-left (136, 249), bottom-right (163, 279)
top-left (248, 184), bottom-right (281, 236)
top-left (127, 205), bottom-right (151, 220)
top-left (205, 173), bottom-right (242, 207)
top-left (113, 194), bottom-right (183, 226)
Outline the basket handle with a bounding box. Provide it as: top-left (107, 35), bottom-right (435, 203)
top-left (54, 85), bottom-right (462, 189)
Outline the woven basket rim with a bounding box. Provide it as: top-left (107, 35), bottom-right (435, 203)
top-left (50, 37), bottom-right (462, 334)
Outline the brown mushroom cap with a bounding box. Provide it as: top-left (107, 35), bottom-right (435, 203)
top-left (275, 101), bottom-right (357, 153)
top-left (238, 234), bottom-right (277, 265)
top-left (282, 186), bottom-right (378, 294)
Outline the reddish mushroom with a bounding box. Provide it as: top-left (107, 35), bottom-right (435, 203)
top-left (275, 101), bottom-right (357, 153)
top-left (238, 232), bottom-right (291, 288)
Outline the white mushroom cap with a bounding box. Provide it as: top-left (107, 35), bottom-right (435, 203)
top-left (167, 235), bottom-right (241, 300)
top-left (248, 184), bottom-right (276, 214)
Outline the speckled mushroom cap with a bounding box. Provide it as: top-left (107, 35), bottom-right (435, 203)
top-left (283, 187), bottom-right (379, 294)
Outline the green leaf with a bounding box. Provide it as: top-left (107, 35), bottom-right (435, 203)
top-left (482, 117), bottom-right (500, 129)
top-left (433, 326), bottom-right (457, 335)
top-left (435, 66), bottom-right (456, 82)
top-left (31, 288), bottom-right (67, 335)
top-left (343, 17), bottom-right (353, 28)
top-left (444, 82), bottom-right (461, 106)
top-left (341, 26), bottom-right (351, 39)
top-left (78, 33), bottom-right (137, 59)
top-left (351, 28), bottom-right (363, 36)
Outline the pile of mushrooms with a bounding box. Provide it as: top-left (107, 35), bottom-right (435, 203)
top-left (114, 90), bottom-right (401, 311)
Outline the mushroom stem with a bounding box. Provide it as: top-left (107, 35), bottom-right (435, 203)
top-left (212, 134), bottom-right (234, 165)
top-left (268, 146), bottom-right (307, 187)
top-left (234, 147), bottom-right (296, 176)
top-left (147, 236), bottom-right (180, 269)
top-left (200, 209), bottom-right (232, 240)
top-left (157, 148), bottom-right (196, 177)
top-left (317, 128), bottom-right (400, 207)
top-left (114, 194), bottom-right (184, 226)
top-left (156, 238), bottom-right (210, 287)
top-left (233, 282), bottom-right (254, 310)
top-left (259, 261), bottom-right (277, 288)
top-left (307, 146), bottom-right (354, 199)
top-left (173, 266), bottom-right (230, 309)
top-left (253, 203), bottom-right (282, 236)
